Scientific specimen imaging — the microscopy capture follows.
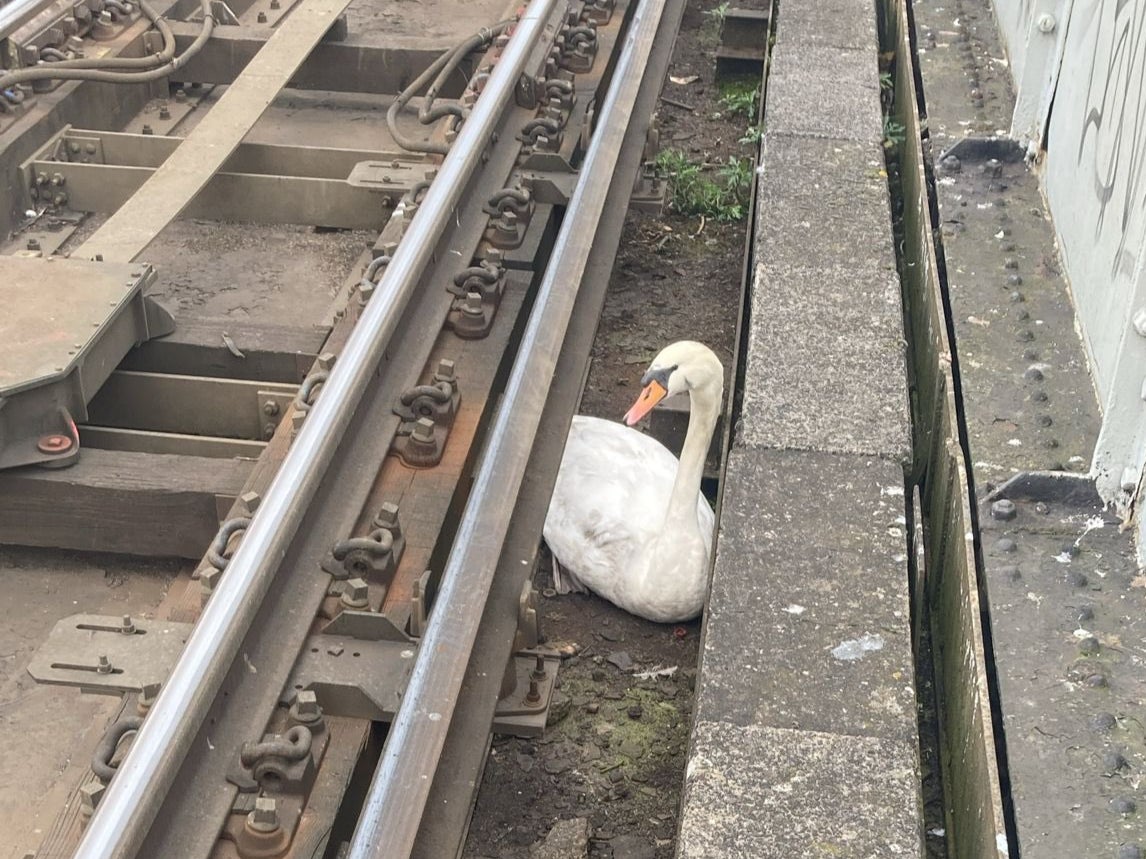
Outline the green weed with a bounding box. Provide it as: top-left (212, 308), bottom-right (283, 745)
top-left (718, 79), bottom-right (759, 119)
top-left (654, 148), bottom-right (751, 222)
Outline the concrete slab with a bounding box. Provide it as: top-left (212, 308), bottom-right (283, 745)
top-left (697, 448), bottom-right (915, 737)
top-left (774, 0), bottom-right (879, 51)
top-left (765, 44), bottom-right (883, 141)
top-left (679, 722), bottom-right (922, 858)
top-left (738, 257), bottom-right (910, 459)
top-left (754, 134), bottom-right (893, 271)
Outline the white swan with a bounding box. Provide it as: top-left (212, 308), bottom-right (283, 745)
top-left (542, 341), bottom-right (722, 623)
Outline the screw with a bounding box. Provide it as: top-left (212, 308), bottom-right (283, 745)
top-left (247, 797), bottom-right (279, 833)
top-left (240, 490), bottom-right (261, 514)
top-left (120, 615), bottom-right (135, 634)
top-left (531, 654), bottom-right (547, 681)
top-left (524, 678), bottom-right (541, 704)
top-left (262, 400), bottom-right (280, 416)
top-left (96, 655), bottom-right (112, 674)
top-left (37, 434), bottom-right (73, 454)
top-left (991, 499), bottom-right (1017, 521)
top-left (341, 577), bottom-right (370, 608)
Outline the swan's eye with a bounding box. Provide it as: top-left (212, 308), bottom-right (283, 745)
top-left (641, 363), bottom-right (678, 389)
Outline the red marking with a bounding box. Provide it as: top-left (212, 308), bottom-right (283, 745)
top-left (37, 434), bottom-right (74, 454)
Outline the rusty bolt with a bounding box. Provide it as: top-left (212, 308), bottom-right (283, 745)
top-left (37, 434), bottom-right (73, 454)
top-left (247, 797), bottom-right (279, 833)
top-left (532, 654), bottom-right (547, 681)
top-left (120, 615), bottom-right (135, 635)
top-left (256, 11), bottom-right (267, 22)
top-left (341, 577), bottom-right (370, 608)
top-left (412, 416), bottom-right (435, 444)
top-left (524, 678), bottom-right (541, 705)
top-left (96, 655), bottom-right (112, 674)
top-left (240, 490), bottom-right (261, 514)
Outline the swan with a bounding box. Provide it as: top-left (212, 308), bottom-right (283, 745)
top-left (542, 341), bottom-right (722, 623)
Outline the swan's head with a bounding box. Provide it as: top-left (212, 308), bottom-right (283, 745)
top-left (623, 341), bottom-right (723, 426)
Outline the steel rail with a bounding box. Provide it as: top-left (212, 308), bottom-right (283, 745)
top-left (71, 1), bottom-right (559, 855)
top-left (345, 0), bottom-right (669, 851)
top-left (0, 0), bottom-right (58, 40)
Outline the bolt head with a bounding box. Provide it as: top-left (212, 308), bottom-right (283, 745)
top-left (240, 490), bottom-right (261, 513)
top-left (1037, 12), bottom-right (1056, 32)
top-left (412, 416), bottom-right (436, 442)
top-left (248, 797), bottom-right (279, 833)
top-left (374, 501), bottom-right (400, 528)
top-left (435, 359), bottom-right (456, 381)
top-left (316, 351), bottom-right (337, 371)
top-left (294, 689), bottom-right (321, 719)
top-left (342, 577), bottom-right (370, 607)
top-left (79, 781), bottom-right (105, 813)
top-left (37, 433), bottom-right (73, 454)
top-left (991, 499), bottom-right (1017, 521)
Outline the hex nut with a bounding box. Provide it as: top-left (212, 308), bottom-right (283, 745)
top-left (341, 577), bottom-right (369, 608)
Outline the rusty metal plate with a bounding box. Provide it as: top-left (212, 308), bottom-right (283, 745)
top-left (27, 613), bottom-right (194, 694)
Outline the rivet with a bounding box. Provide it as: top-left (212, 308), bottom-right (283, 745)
top-left (1068, 570), bottom-right (1089, 588)
top-left (991, 499), bottom-right (1017, 520)
top-left (1091, 711), bottom-right (1117, 732)
top-left (1109, 797), bottom-right (1136, 815)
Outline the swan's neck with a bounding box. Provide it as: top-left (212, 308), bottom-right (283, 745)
top-left (662, 382), bottom-right (721, 531)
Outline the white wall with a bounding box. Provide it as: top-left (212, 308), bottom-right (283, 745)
top-left (992, 0), bottom-right (1146, 562)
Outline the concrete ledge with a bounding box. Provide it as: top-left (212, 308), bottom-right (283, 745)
top-left (775, 0), bottom-right (880, 51)
top-left (738, 257), bottom-right (910, 459)
top-left (766, 44), bottom-right (883, 141)
top-left (696, 448), bottom-right (915, 739)
top-left (679, 722), bottom-right (922, 859)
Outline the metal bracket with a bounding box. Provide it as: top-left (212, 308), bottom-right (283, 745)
top-left (285, 634), bottom-right (416, 721)
top-left (27, 614), bottom-right (194, 694)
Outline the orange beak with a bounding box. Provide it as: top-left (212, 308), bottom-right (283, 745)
top-left (623, 379), bottom-right (668, 426)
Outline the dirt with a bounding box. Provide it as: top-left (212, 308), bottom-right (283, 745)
top-left (462, 1), bottom-right (755, 855)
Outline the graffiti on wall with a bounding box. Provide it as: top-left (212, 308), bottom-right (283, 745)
top-left (1074, 0), bottom-right (1146, 280)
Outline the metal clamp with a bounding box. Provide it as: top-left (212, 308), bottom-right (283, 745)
top-left (92, 716), bottom-right (143, 783)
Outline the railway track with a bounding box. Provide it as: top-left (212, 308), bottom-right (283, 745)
top-left (0, 0), bottom-right (685, 853)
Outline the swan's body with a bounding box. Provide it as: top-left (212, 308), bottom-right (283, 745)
top-left (542, 342), bottom-right (723, 623)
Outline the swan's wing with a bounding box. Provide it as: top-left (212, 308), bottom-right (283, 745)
top-left (543, 416), bottom-right (679, 592)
